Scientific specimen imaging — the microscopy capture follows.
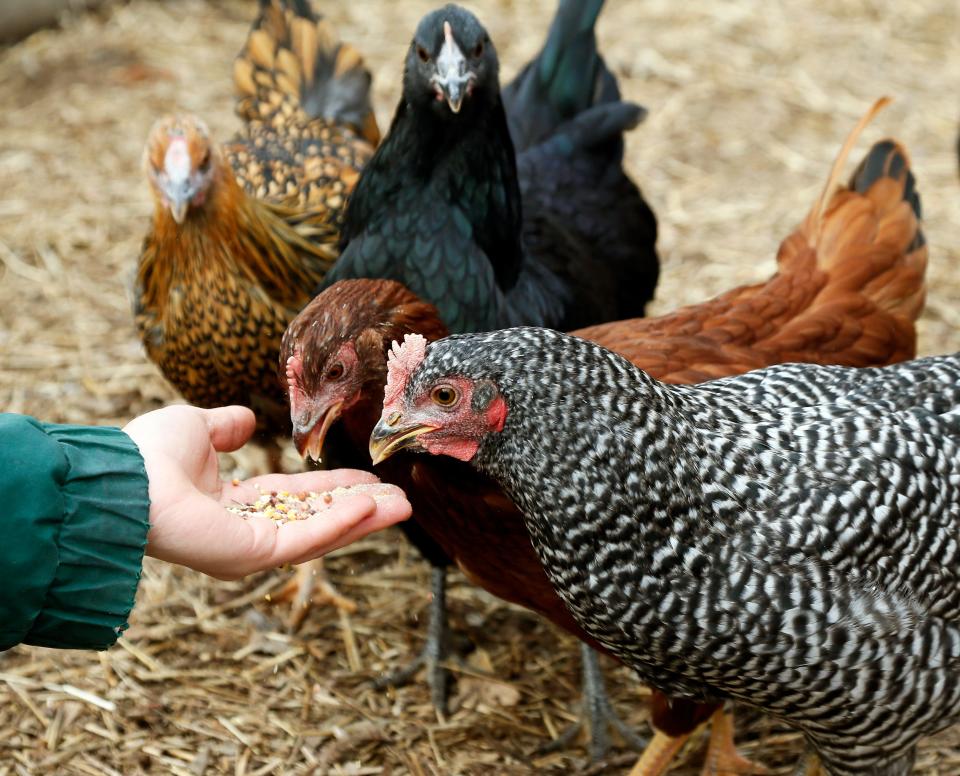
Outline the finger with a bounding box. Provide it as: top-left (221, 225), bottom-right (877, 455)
top-left (224, 469), bottom-right (383, 504)
top-left (204, 406), bottom-right (257, 452)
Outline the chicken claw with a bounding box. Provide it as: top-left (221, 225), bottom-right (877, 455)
top-left (701, 710), bottom-right (767, 775)
top-left (539, 644), bottom-right (648, 762)
top-left (627, 708), bottom-right (765, 776)
top-left (273, 558), bottom-right (357, 631)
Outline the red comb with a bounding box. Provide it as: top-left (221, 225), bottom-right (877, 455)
top-left (384, 333), bottom-right (427, 409)
top-left (285, 350), bottom-right (304, 403)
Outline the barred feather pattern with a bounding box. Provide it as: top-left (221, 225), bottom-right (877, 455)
top-left (406, 327), bottom-right (960, 775)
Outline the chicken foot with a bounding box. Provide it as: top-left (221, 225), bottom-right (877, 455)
top-left (628, 708), bottom-right (766, 776)
top-left (274, 558), bottom-right (358, 631)
top-left (700, 710), bottom-right (767, 775)
top-left (791, 750), bottom-right (822, 776)
top-left (540, 643), bottom-right (648, 762)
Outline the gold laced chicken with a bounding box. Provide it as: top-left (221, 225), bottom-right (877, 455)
top-left (134, 0), bottom-right (378, 624)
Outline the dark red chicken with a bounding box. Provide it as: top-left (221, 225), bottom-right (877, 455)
top-left (283, 0), bottom-right (659, 736)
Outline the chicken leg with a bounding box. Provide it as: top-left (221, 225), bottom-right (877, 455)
top-left (700, 710), bottom-right (767, 775)
top-left (791, 750), bottom-right (822, 776)
top-left (274, 558), bottom-right (357, 631)
top-left (373, 566), bottom-right (452, 713)
top-left (540, 644), bottom-right (648, 761)
top-left (627, 708), bottom-right (766, 776)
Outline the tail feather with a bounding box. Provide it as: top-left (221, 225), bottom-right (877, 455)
top-left (846, 138), bottom-right (927, 317)
top-left (503, 0), bottom-right (619, 151)
top-left (850, 139), bottom-right (924, 252)
top-left (535, 101), bottom-right (647, 158)
top-left (772, 129), bottom-right (927, 363)
top-left (810, 96), bottom-right (891, 235)
top-left (234, 0), bottom-right (379, 145)
top-left (574, 110), bottom-right (926, 381)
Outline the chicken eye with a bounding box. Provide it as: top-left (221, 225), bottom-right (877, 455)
top-left (416, 45), bottom-right (431, 63)
top-left (326, 363), bottom-right (345, 381)
top-left (430, 384), bottom-right (459, 407)
top-left (198, 152), bottom-right (211, 171)
top-left (472, 40), bottom-right (484, 58)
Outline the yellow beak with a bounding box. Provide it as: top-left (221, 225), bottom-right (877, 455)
top-left (168, 198), bottom-right (189, 224)
top-left (368, 417), bottom-right (437, 465)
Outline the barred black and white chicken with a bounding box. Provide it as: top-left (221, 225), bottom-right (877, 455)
top-left (370, 328), bottom-right (960, 775)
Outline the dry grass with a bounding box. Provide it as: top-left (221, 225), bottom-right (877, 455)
top-left (1, 0), bottom-right (959, 773)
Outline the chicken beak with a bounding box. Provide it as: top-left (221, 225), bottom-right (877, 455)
top-left (432, 21), bottom-right (473, 114)
top-left (441, 82), bottom-right (465, 114)
top-left (168, 198), bottom-right (189, 224)
top-left (369, 415), bottom-right (436, 465)
top-left (293, 401), bottom-right (343, 463)
top-left (161, 137), bottom-right (196, 224)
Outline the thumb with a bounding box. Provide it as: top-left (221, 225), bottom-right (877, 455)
top-left (204, 406), bottom-right (257, 452)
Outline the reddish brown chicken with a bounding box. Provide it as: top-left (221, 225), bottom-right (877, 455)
top-left (281, 102), bottom-right (926, 772)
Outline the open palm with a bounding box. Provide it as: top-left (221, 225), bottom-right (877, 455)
top-left (124, 405), bottom-right (410, 580)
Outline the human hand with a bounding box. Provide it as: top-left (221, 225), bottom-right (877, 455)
top-left (123, 405), bottom-right (411, 580)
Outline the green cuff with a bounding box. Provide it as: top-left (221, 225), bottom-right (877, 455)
top-left (25, 425), bottom-right (150, 650)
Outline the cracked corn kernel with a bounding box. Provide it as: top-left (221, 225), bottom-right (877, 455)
top-left (226, 483), bottom-right (320, 525)
top-left (226, 484), bottom-right (393, 525)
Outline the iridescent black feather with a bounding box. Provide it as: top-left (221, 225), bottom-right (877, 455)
top-left (324, 1), bottom-right (658, 335)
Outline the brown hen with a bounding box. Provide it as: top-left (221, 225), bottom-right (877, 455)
top-left (282, 101), bottom-right (926, 771)
top-left (134, 0), bottom-right (378, 624)
top-left (134, 0), bottom-right (377, 435)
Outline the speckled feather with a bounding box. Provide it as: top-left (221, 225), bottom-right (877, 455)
top-left (405, 325), bottom-right (960, 775)
top-left (230, 0), bottom-right (378, 218)
top-left (351, 135), bottom-right (926, 735)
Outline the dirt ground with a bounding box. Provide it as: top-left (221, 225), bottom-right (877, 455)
top-left (1, 0), bottom-right (959, 773)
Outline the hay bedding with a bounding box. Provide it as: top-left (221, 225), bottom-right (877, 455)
top-left (0, 0), bottom-right (959, 772)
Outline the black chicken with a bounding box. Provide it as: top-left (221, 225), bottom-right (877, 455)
top-left (292, 0), bottom-right (659, 747)
top-left (319, 2), bottom-right (658, 333)
top-left (371, 327), bottom-right (960, 775)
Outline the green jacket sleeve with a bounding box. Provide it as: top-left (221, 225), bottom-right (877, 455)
top-left (0, 414), bottom-right (150, 651)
